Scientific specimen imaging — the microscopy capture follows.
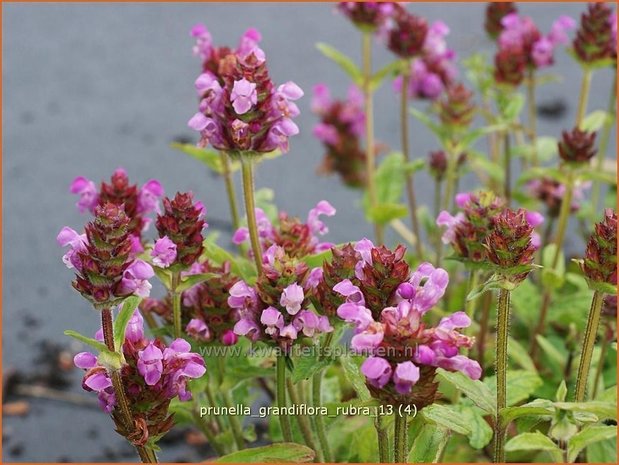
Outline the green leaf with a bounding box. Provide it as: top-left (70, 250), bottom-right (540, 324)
top-left (517, 166), bottom-right (567, 185)
top-left (535, 335), bottom-right (566, 370)
top-left (340, 355), bottom-right (371, 401)
top-left (152, 265), bottom-right (172, 289)
top-left (505, 432), bottom-right (563, 462)
top-left (508, 336), bottom-right (537, 373)
top-left (568, 425), bottom-right (617, 463)
top-left (467, 149), bottom-right (505, 184)
top-left (422, 404), bottom-right (471, 435)
top-left (436, 368), bottom-right (496, 415)
top-left (541, 244), bottom-right (565, 289)
top-left (455, 405), bottom-right (493, 449)
top-left (375, 152), bottom-right (407, 204)
top-left (316, 43), bottom-right (362, 86)
top-left (484, 370), bottom-right (543, 406)
top-left (499, 92), bottom-right (525, 122)
top-left (64, 329), bottom-right (109, 354)
top-left (458, 125), bottom-right (503, 150)
top-left (553, 401), bottom-right (617, 421)
top-left (410, 107), bottom-right (447, 141)
top-left (291, 352), bottom-right (333, 383)
top-left (370, 59), bottom-right (405, 91)
top-left (202, 238), bottom-right (256, 283)
top-left (408, 421), bottom-right (451, 463)
top-left (215, 443), bottom-right (315, 463)
top-left (176, 273), bottom-right (218, 293)
top-left (555, 380), bottom-right (568, 402)
top-left (579, 168), bottom-right (617, 186)
top-left (581, 110), bottom-right (611, 132)
top-left (466, 274), bottom-right (504, 302)
top-left (586, 437), bottom-right (617, 463)
top-left (500, 403), bottom-right (555, 426)
top-left (171, 143), bottom-right (239, 174)
top-left (367, 203), bottom-right (408, 225)
top-left (113, 296), bottom-right (141, 350)
top-left (302, 248), bottom-right (333, 269)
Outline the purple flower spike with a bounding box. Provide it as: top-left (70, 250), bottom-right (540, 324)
top-left (151, 236), bottom-right (177, 268)
top-left (280, 283), bottom-right (304, 315)
top-left (74, 352), bottom-right (97, 369)
top-left (138, 342), bottom-right (164, 386)
top-left (186, 318), bottom-right (211, 341)
top-left (57, 226), bottom-right (89, 271)
top-left (138, 180), bottom-right (164, 215)
top-left (120, 259), bottom-right (154, 298)
top-left (333, 279), bottom-right (365, 305)
top-left (336, 302), bottom-right (374, 330)
top-left (361, 356), bottom-right (392, 389)
top-left (393, 361), bottom-right (421, 394)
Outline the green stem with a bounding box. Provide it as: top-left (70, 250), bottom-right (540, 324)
top-left (442, 146), bottom-right (457, 212)
top-left (362, 31), bottom-right (384, 245)
top-left (394, 413), bottom-right (408, 463)
top-left (277, 355), bottom-right (293, 442)
top-left (193, 409), bottom-right (226, 456)
top-left (576, 68), bottom-right (593, 128)
top-left (530, 170), bottom-right (574, 361)
top-left (477, 291), bottom-right (493, 373)
top-left (287, 380), bottom-right (318, 456)
top-left (374, 414), bottom-right (389, 463)
top-left (171, 272), bottom-right (182, 339)
top-left (526, 69), bottom-right (538, 167)
top-left (400, 65), bottom-right (423, 258)
top-left (465, 270), bottom-right (480, 323)
top-left (493, 288), bottom-right (511, 463)
top-left (503, 132), bottom-right (511, 206)
top-left (205, 383), bottom-right (226, 434)
top-left (102, 309), bottom-right (157, 463)
top-left (220, 151), bottom-right (241, 232)
top-left (240, 156), bottom-right (263, 273)
top-left (223, 390), bottom-right (246, 451)
top-left (312, 372), bottom-right (332, 462)
top-left (591, 70), bottom-right (616, 212)
top-left (592, 325), bottom-right (609, 399)
top-left (574, 291), bottom-right (604, 401)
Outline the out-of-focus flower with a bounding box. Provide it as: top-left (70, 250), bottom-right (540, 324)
top-left (485, 2), bottom-right (518, 39)
top-left (188, 28), bottom-right (303, 154)
top-left (312, 84), bottom-right (368, 188)
top-left (386, 4), bottom-right (428, 58)
top-left (155, 192), bottom-right (206, 268)
top-left (75, 310), bottom-right (206, 442)
top-left (439, 83), bottom-right (475, 130)
top-left (337, 2), bottom-right (396, 31)
top-left (573, 2), bottom-right (616, 64)
top-left (427, 150), bottom-right (467, 182)
top-left (526, 177), bottom-right (591, 217)
top-left (558, 127), bottom-right (597, 164)
top-left (233, 201), bottom-right (336, 258)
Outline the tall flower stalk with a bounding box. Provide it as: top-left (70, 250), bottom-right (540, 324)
top-left (240, 156), bottom-right (263, 272)
top-left (484, 209), bottom-right (538, 463)
top-left (574, 210), bottom-right (617, 401)
top-left (220, 151), bottom-right (241, 231)
top-left (362, 31), bottom-right (383, 245)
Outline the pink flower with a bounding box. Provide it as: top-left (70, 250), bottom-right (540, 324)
top-left (231, 78), bottom-right (258, 115)
top-left (393, 361), bottom-right (420, 394)
top-left (307, 200), bottom-right (336, 236)
top-left (228, 281), bottom-right (259, 311)
top-left (532, 37), bottom-right (554, 67)
top-left (336, 302), bottom-right (374, 331)
top-left (234, 318), bottom-right (261, 341)
top-left (261, 307), bottom-right (284, 336)
top-left (138, 342), bottom-right (164, 386)
top-left (151, 236), bottom-right (177, 268)
top-left (70, 176), bottom-right (98, 214)
top-left (162, 339), bottom-right (207, 401)
top-left (120, 259), bottom-right (154, 298)
top-left (137, 180), bottom-right (164, 215)
top-left (436, 211), bottom-right (465, 244)
top-left (280, 324), bottom-right (298, 340)
top-left (361, 357), bottom-right (392, 389)
top-left (311, 83), bottom-right (332, 113)
top-left (333, 279), bottom-right (365, 305)
top-left (548, 15), bottom-right (576, 45)
top-left (280, 283), bottom-right (304, 315)
top-left (351, 323), bottom-right (384, 351)
top-left (125, 309), bottom-right (145, 343)
top-left (190, 23), bottom-right (213, 60)
top-left (221, 330), bottom-right (238, 346)
top-left (57, 226), bottom-right (89, 271)
top-left (313, 123), bottom-right (339, 145)
top-left (186, 318), bottom-right (211, 341)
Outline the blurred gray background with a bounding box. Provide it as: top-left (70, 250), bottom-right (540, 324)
top-left (3, 2), bottom-right (615, 461)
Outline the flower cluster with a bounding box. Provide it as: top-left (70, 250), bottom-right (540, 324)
top-left (573, 2), bottom-right (617, 65)
top-left (485, 208), bottom-right (538, 284)
top-left (233, 201), bottom-right (336, 259)
top-left (230, 246), bottom-right (332, 353)
top-left (326, 240), bottom-right (480, 406)
top-left (583, 209), bottom-right (617, 288)
top-left (70, 168), bottom-right (164, 249)
top-left (485, 2), bottom-right (518, 39)
top-left (58, 203), bottom-right (154, 308)
top-left (526, 177), bottom-right (591, 217)
top-left (437, 191), bottom-right (543, 264)
top-left (393, 20), bottom-right (458, 101)
top-left (74, 309), bottom-right (206, 444)
top-left (141, 260), bottom-right (240, 346)
top-left (385, 3), bottom-right (428, 58)
top-left (312, 84), bottom-right (367, 188)
top-left (558, 127), bottom-right (597, 164)
top-left (153, 192), bottom-right (207, 269)
top-left (337, 2), bottom-right (395, 31)
top-left (439, 83), bottom-right (476, 130)
top-left (187, 27), bottom-right (303, 154)
top-left (494, 12), bottom-right (575, 86)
